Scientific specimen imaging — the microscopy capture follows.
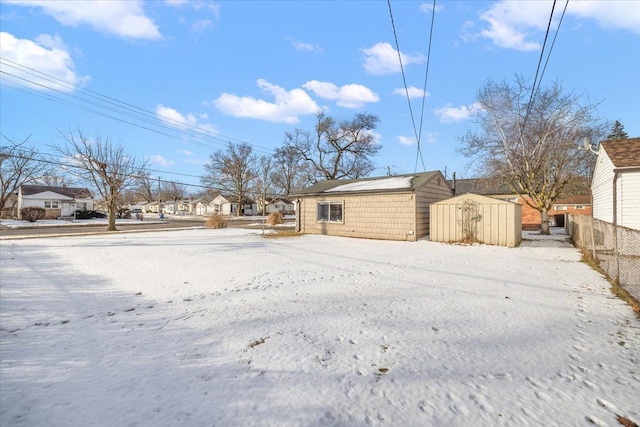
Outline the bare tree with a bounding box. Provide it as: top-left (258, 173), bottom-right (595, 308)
top-left (35, 174), bottom-right (76, 187)
top-left (54, 128), bottom-right (148, 231)
top-left (133, 172), bottom-right (156, 202)
top-left (201, 142), bottom-right (257, 216)
top-left (0, 134), bottom-right (51, 218)
top-left (284, 111), bottom-right (381, 183)
top-left (254, 155), bottom-right (275, 216)
top-left (159, 180), bottom-right (188, 202)
top-left (272, 145), bottom-right (310, 196)
top-left (458, 76), bottom-right (603, 234)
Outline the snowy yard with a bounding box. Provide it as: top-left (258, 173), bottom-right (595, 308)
top-left (0, 228), bottom-right (638, 426)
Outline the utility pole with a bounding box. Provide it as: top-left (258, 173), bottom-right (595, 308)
top-left (157, 176), bottom-right (163, 219)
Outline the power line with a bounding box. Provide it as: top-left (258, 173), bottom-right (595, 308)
top-left (0, 56), bottom-right (276, 156)
top-left (416, 0), bottom-right (437, 174)
top-left (521, 0), bottom-right (568, 133)
top-left (387, 0), bottom-right (436, 174)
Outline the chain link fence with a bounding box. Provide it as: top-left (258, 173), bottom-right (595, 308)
top-left (567, 215), bottom-right (640, 301)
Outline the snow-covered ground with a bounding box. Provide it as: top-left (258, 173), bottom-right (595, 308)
top-left (0, 228), bottom-right (638, 426)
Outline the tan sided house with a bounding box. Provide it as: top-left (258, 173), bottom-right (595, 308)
top-left (295, 171), bottom-right (452, 241)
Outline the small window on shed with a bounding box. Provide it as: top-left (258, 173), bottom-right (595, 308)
top-left (317, 201), bottom-right (343, 223)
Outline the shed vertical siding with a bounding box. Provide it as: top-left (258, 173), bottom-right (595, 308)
top-left (299, 192), bottom-right (417, 241)
top-left (591, 151), bottom-right (615, 223)
top-left (430, 194), bottom-right (521, 247)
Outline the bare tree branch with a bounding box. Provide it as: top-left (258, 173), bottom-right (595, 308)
top-left (53, 128), bottom-right (148, 231)
top-left (284, 111), bottom-right (381, 183)
top-left (458, 76), bottom-right (604, 234)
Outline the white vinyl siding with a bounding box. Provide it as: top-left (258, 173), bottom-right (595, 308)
top-left (591, 150), bottom-right (615, 223)
top-left (618, 172), bottom-right (640, 229)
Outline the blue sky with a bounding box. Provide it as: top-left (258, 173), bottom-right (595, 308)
top-left (1, 0), bottom-right (639, 190)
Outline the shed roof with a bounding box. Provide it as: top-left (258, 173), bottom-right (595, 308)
top-left (431, 193), bottom-right (517, 205)
top-left (295, 171), bottom-right (446, 196)
top-left (20, 185), bottom-right (92, 199)
top-left (600, 137), bottom-right (640, 168)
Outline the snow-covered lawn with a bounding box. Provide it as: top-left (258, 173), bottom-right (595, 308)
top-left (1, 228), bottom-right (638, 426)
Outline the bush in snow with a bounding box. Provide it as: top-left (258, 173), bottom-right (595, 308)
top-left (21, 207), bottom-right (46, 222)
top-left (205, 215), bottom-right (228, 229)
top-left (267, 212), bottom-right (283, 225)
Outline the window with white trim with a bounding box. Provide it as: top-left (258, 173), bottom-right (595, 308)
top-left (44, 201), bottom-right (59, 208)
top-left (317, 201), bottom-right (343, 223)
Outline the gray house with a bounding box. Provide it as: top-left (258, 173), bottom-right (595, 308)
top-left (294, 171), bottom-right (452, 241)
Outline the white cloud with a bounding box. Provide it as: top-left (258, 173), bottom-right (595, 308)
top-left (397, 136), bottom-right (417, 146)
top-left (434, 102), bottom-right (482, 123)
top-left (474, 1), bottom-right (640, 51)
top-left (362, 42), bottom-right (425, 75)
top-left (477, 1), bottom-right (548, 51)
top-left (165, 0), bottom-right (220, 32)
top-left (568, 1), bottom-right (640, 34)
top-left (0, 32), bottom-right (89, 92)
top-left (156, 105), bottom-right (217, 133)
top-left (397, 132), bottom-right (437, 146)
top-left (303, 80), bottom-right (379, 109)
top-left (290, 39), bottom-right (322, 53)
top-left (393, 86), bottom-right (429, 99)
top-left (180, 149), bottom-right (194, 156)
top-left (420, 3), bottom-right (444, 13)
top-left (149, 155), bottom-right (174, 167)
top-left (191, 19), bottom-right (213, 33)
top-left (213, 79), bottom-right (320, 124)
top-left (5, 0), bottom-right (161, 40)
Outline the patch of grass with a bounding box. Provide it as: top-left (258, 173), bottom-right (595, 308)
top-left (263, 229), bottom-right (301, 239)
top-left (205, 215), bottom-right (228, 229)
top-left (266, 212), bottom-right (283, 225)
top-left (580, 254), bottom-right (640, 318)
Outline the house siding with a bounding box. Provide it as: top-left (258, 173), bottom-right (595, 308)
top-left (619, 172), bottom-right (640, 229)
top-left (299, 192), bottom-right (418, 241)
top-left (591, 151), bottom-right (615, 223)
top-left (415, 176), bottom-right (455, 237)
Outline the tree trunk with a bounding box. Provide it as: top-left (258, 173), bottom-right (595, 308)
top-left (540, 210), bottom-right (550, 235)
top-left (107, 187), bottom-right (118, 231)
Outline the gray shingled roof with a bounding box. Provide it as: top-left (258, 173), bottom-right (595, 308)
top-left (294, 171), bottom-right (444, 196)
top-left (450, 177), bottom-right (513, 196)
top-left (21, 185), bottom-right (93, 199)
top-left (601, 137), bottom-right (640, 168)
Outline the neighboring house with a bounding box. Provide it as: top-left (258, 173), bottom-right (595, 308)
top-left (548, 195), bottom-right (592, 227)
top-left (195, 200), bottom-right (213, 216)
top-left (452, 177), bottom-right (591, 230)
top-left (257, 197), bottom-right (295, 215)
top-left (161, 201), bottom-right (180, 215)
top-left (591, 137), bottom-right (640, 230)
top-left (18, 185), bottom-right (93, 220)
top-left (212, 195), bottom-right (257, 216)
top-left (294, 171), bottom-right (452, 242)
